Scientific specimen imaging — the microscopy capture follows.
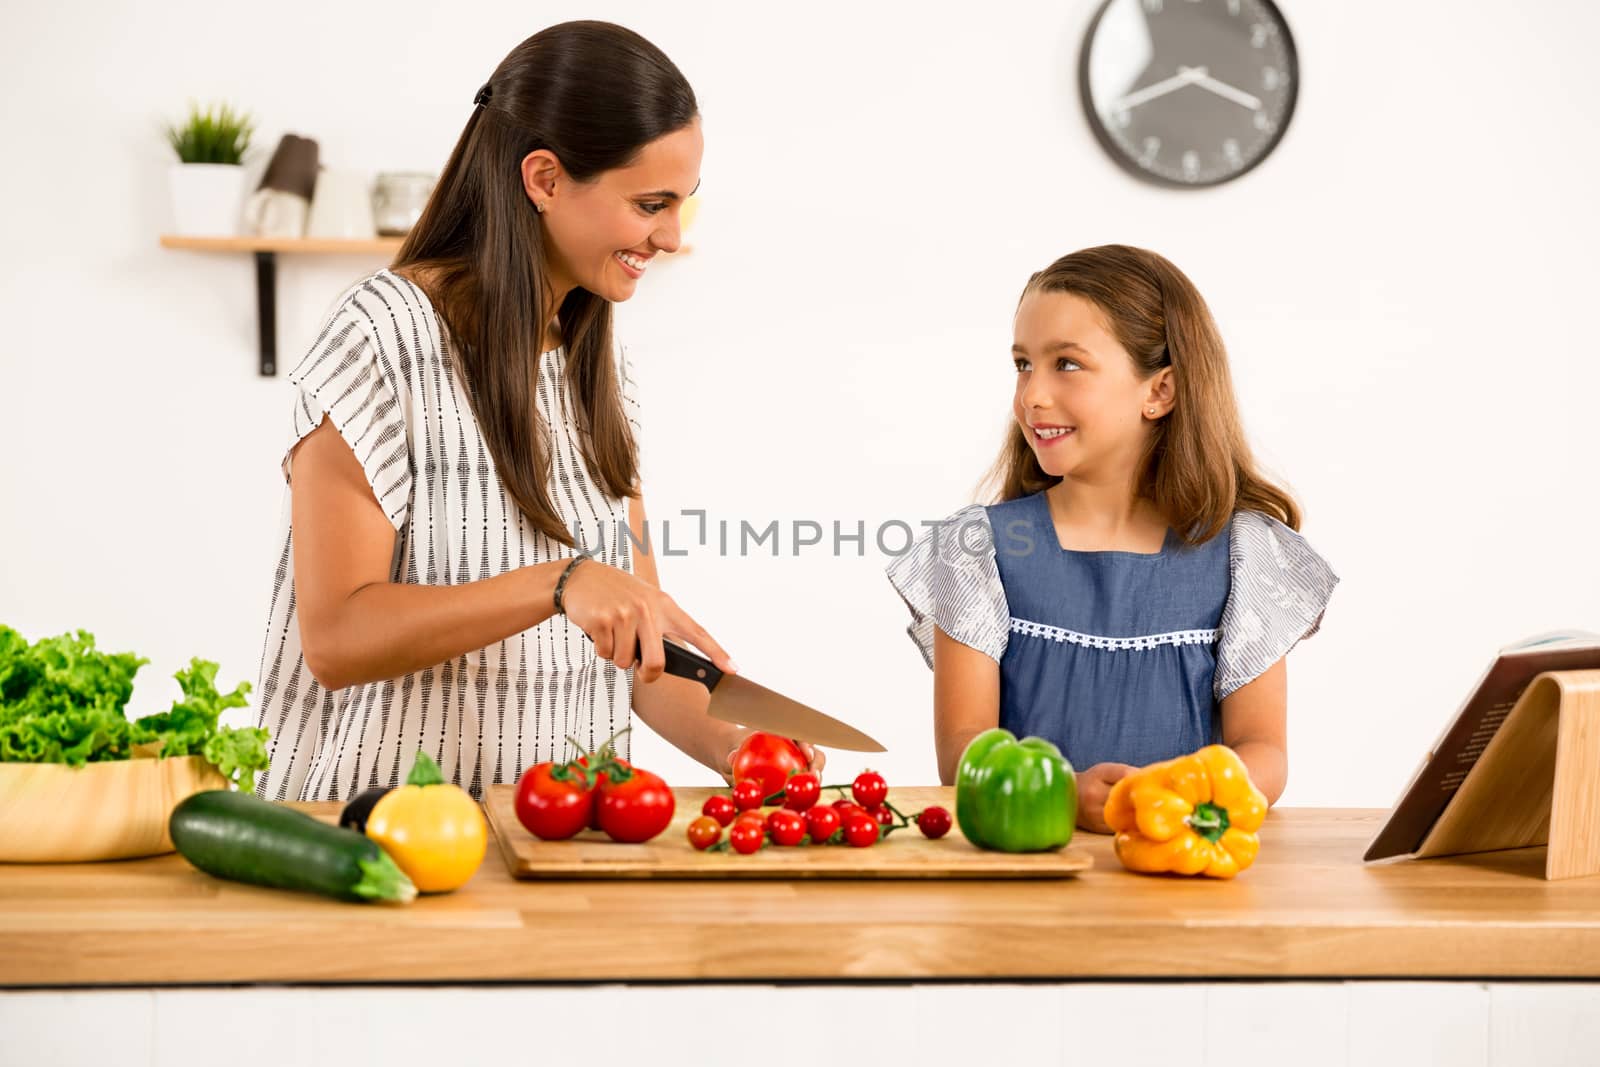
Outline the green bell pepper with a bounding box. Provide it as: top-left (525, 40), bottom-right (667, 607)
top-left (955, 728), bottom-right (1077, 852)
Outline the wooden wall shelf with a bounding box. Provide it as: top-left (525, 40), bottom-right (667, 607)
top-left (159, 235), bottom-right (404, 255)
top-left (160, 234), bottom-right (404, 375)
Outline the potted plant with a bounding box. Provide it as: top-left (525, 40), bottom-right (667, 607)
top-left (164, 100), bottom-right (255, 236)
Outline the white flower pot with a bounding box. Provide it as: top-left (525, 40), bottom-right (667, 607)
top-left (168, 162), bottom-right (248, 237)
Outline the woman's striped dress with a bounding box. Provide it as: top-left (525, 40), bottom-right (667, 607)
top-left (252, 268), bottom-right (639, 802)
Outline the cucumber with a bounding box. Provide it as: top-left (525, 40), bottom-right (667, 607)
top-left (170, 790), bottom-right (416, 904)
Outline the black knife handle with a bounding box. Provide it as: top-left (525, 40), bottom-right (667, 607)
top-left (631, 638), bottom-right (725, 692)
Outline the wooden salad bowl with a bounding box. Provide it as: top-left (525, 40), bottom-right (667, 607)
top-left (0, 755), bottom-right (228, 863)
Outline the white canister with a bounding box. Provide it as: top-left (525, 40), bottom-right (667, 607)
top-left (307, 169), bottom-right (377, 239)
top-left (244, 188), bottom-right (310, 239)
top-left (167, 162), bottom-right (248, 237)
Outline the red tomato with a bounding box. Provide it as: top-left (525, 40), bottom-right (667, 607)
top-left (686, 815), bottom-right (722, 851)
top-left (735, 809), bottom-right (768, 827)
top-left (869, 805), bottom-right (895, 828)
top-left (832, 799), bottom-right (864, 819)
top-left (576, 753), bottom-right (631, 830)
top-left (852, 771), bottom-right (888, 809)
top-left (730, 733), bottom-right (808, 799)
top-left (595, 766), bottom-right (676, 844)
top-left (513, 762), bottom-right (593, 841)
top-left (842, 812), bottom-right (880, 848)
top-left (917, 806), bottom-right (953, 839)
top-left (805, 805), bottom-right (841, 844)
top-left (766, 809), bottom-right (807, 847)
top-left (783, 771), bottom-right (821, 812)
top-left (729, 820), bottom-right (765, 855)
top-left (701, 795), bottom-right (737, 827)
top-left (732, 778), bottom-right (766, 812)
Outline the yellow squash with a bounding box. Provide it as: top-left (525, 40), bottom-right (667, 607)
top-left (365, 751), bottom-right (487, 893)
top-left (1104, 744), bottom-right (1268, 880)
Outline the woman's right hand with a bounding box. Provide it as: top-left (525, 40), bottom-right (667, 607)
top-left (556, 559), bottom-right (734, 684)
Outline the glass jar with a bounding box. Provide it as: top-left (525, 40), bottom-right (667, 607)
top-left (372, 171), bottom-right (437, 236)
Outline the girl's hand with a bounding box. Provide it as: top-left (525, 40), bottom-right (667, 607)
top-left (1075, 762), bottom-right (1138, 834)
top-left (719, 739), bottom-right (827, 787)
top-left (558, 559), bottom-right (734, 684)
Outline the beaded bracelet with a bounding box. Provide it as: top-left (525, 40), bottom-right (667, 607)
top-left (553, 554), bottom-right (590, 616)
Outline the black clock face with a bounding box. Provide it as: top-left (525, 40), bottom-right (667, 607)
top-left (1079, 0), bottom-right (1298, 187)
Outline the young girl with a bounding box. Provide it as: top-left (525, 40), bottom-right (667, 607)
top-left (886, 245), bottom-right (1336, 832)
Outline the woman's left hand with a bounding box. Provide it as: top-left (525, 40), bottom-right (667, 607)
top-left (796, 741), bottom-right (826, 777)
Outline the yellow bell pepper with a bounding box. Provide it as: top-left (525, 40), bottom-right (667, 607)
top-left (365, 751), bottom-right (487, 893)
top-left (1103, 744), bottom-right (1268, 880)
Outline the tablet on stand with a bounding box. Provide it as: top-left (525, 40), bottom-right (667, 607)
top-left (1364, 631), bottom-right (1600, 880)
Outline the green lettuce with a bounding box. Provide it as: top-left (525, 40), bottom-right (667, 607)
top-left (0, 625), bottom-right (269, 789)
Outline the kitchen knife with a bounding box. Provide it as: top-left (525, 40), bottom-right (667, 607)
top-left (634, 639), bottom-right (886, 752)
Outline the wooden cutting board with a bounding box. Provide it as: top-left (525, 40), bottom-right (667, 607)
top-left (483, 785), bottom-right (1093, 880)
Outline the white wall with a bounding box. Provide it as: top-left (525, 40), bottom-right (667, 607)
top-left (2, 0), bottom-right (1597, 807)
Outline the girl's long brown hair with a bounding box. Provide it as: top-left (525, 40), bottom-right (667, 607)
top-left (982, 244), bottom-right (1300, 543)
top-left (393, 21), bottom-right (698, 547)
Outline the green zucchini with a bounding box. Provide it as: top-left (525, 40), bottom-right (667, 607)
top-left (170, 790), bottom-right (416, 904)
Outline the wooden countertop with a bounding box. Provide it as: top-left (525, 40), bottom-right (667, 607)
top-left (4, 789), bottom-right (1598, 986)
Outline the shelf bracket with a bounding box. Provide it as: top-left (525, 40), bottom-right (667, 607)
top-left (254, 251), bottom-right (278, 376)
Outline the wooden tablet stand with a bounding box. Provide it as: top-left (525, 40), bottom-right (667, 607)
top-left (1415, 670), bottom-right (1600, 880)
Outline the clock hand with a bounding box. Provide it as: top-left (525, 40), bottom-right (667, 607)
top-left (1188, 70), bottom-right (1262, 111)
top-left (1113, 66), bottom-right (1203, 112)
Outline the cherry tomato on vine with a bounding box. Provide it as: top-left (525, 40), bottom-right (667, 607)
top-left (805, 806), bottom-right (841, 844)
top-left (783, 771), bottom-right (821, 812)
top-left (701, 794), bottom-right (737, 827)
top-left (842, 812), bottom-right (880, 848)
top-left (766, 809), bottom-right (807, 847)
top-left (852, 771), bottom-right (888, 809)
top-left (729, 820), bottom-right (765, 855)
top-left (917, 806), bottom-right (953, 839)
top-left (733, 778), bottom-right (765, 812)
top-left (686, 815), bottom-right (722, 851)
top-left (869, 805), bottom-right (894, 828)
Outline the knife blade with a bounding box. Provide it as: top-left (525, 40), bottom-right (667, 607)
top-left (636, 639), bottom-right (886, 752)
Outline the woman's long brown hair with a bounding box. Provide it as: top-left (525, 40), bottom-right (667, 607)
top-left (392, 21), bottom-right (698, 547)
top-left (982, 244), bottom-right (1300, 543)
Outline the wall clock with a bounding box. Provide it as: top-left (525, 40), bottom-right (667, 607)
top-left (1079, 0), bottom-right (1299, 187)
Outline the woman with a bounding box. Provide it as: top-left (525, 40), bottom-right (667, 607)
top-left (253, 20), bottom-right (819, 802)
